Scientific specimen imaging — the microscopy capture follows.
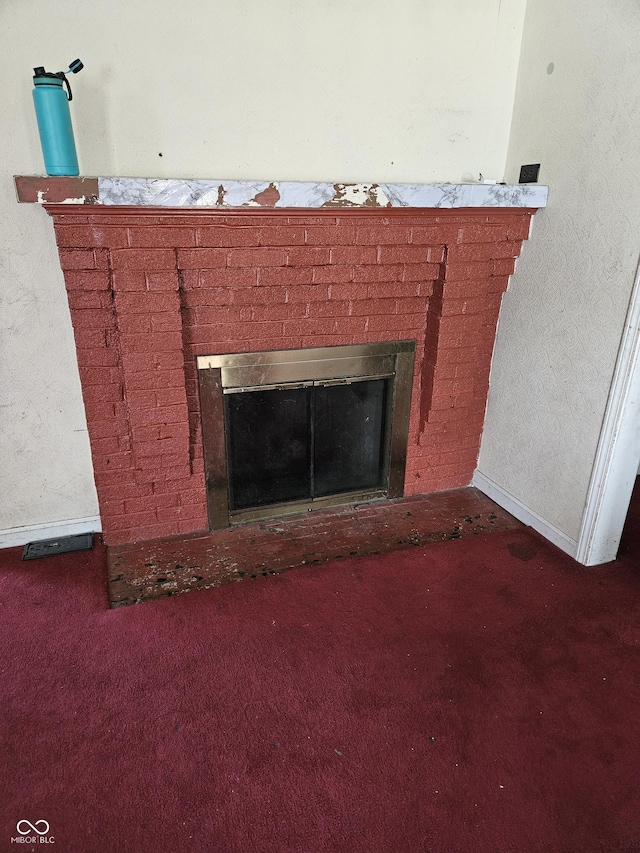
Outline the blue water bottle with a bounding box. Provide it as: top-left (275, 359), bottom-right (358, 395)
top-left (32, 59), bottom-right (84, 176)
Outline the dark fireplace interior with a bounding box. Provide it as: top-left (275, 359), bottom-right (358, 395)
top-left (198, 341), bottom-right (416, 527)
top-left (226, 377), bottom-right (391, 510)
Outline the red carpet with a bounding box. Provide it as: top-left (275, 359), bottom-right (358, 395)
top-left (1, 503), bottom-right (640, 851)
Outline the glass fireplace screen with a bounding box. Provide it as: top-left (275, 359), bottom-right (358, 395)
top-left (197, 341), bottom-right (415, 528)
top-left (225, 377), bottom-right (390, 511)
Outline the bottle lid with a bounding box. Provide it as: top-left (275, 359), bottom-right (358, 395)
top-left (33, 60), bottom-right (82, 99)
top-left (33, 67), bottom-right (65, 83)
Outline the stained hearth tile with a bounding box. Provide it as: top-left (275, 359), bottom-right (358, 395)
top-left (106, 487), bottom-right (522, 608)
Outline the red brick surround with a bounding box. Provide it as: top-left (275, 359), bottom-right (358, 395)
top-left (46, 205), bottom-right (533, 546)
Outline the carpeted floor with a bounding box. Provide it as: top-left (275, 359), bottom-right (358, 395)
top-left (1, 495), bottom-right (639, 852)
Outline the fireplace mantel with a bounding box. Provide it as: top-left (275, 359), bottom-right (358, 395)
top-left (14, 175), bottom-right (548, 210)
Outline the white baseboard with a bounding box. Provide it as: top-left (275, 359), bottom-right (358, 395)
top-left (472, 470), bottom-right (578, 559)
top-left (0, 515), bottom-right (102, 549)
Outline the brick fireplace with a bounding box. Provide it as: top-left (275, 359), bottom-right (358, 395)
top-left (40, 196), bottom-right (537, 550)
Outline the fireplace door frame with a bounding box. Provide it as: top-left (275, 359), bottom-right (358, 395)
top-left (197, 341), bottom-right (415, 529)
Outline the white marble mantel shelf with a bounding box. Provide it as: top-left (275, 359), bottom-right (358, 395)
top-left (15, 176), bottom-right (548, 209)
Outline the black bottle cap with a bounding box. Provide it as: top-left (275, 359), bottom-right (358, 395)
top-left (33, 67), bottom-right (63, 80)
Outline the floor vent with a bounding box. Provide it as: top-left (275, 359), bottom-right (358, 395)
top-left (22, 532), bottom-right (94, 561)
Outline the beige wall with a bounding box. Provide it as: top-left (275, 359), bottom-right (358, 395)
top-left (1, 0), bottom-right (526, 540)
top-left (477, 0), bottom-right (640, 541)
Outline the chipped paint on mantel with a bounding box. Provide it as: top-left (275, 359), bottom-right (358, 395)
top-left (14, 176), bottom-right (100, 205)
top-left (15, 175), bottom-right (548, 209)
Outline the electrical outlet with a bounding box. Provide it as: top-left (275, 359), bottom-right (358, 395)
top-left (519, 164), bottom-right (541, 183)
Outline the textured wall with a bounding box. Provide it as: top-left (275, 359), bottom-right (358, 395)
top-left (1, 0), bottom-right (526, 538)
top-left (0, 202), bottom-right (100, 533)
top-left (477, 0), bottom-right (640, 541)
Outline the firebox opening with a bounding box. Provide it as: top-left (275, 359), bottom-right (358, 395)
top-left (225, 375), bottom-right (392, 510)
top-left (197, 341), bottom-right (415, 528)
